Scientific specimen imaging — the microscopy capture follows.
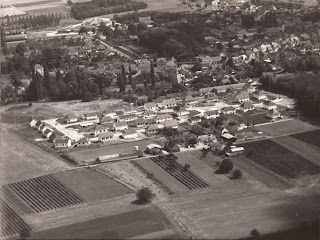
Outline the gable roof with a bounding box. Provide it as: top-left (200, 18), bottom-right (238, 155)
top-left (95, 125), bottom-right (109, 131)
top-left (144, 102), bottom-right (157, 108)
top-left (99, 132), bottom-right (114, 138)
top-left (55, 137), bottom-right (70, 144)
top-left (241, 101), bottom-right (254, 109)
top-left (173, 106), bottom-right (188, 113)
top-left (164, 119), bottom-right (178, 128)
top-left (204, 110), bottom-right (219, 115)
top-left (114, 122), bottom-right (128, 127)
top-left (157, 114), bottom-right (172, 120)
top-left (119, 114), bottom-right (137, 120)
top-left (77, 137), bottom-right (90, 144)
top-left (162, 98), bottom-right (176, 106)
top-left (35, 120), bottom-right (42, 127)
top-left (43, 129), bottom-right (52, 135)
top-left (263, 100), bottom-right (276, 106)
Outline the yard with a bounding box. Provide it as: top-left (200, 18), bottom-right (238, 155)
top-left (240, 140), bottom-right (320, 179)
top-left (31, 206), bottom-right (178, 239)
top-left (53, 168), bottom-right (133, 202)
top-left (291, 129), bottom-right (320, 148)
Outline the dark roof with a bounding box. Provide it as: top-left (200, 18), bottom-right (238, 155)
top-left (55, 137), bottom-right (70, 144)
top-left (99, 132), bottom-right (114, 138)
top-left (191, 125), bottom-right (207, 135)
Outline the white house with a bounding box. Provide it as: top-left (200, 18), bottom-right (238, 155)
top-left (99, 132), bottom-right (114, 141)
top-left (240, 101), bottom-right (255, 112)
top-left (156, 114), bottom-right (172, 123)
top-left (221, 106), bottom-right (236, 115)
top-left (55, 138), bottom-right (72, 148)
top-left (65, 114), bottom-right (78, 123)
top-left (85, 113), bottom-right (98, 121)
top-left (118, 114), bottom-right (137, 122)
top-left (94, 125), bottom-right (110, 136)
top-left (122, 129), bottom-right (138, 139)
top-left (163, 119), bottom-right (178, 129)
top-left (235, 92), bottom-right (250, 103)
top-left (173, 106), bottom-right (189, 116)
top-left (253, 91), bottom-right (267, 101)
top-left (113, 122), bottom-right (128, 131)
top-left (143, 111), bottom-right (156, 119)
top-left (267, 109), bottom-right (281, 119)
top-left (162, 98), bottom-right (177, 108)
top-left (263, 100), bottom-right (277, 110)
top-left (145, 124), bottom-right (159, 134)
top-left (183, 95), bottom-right (198, 106)
top-left (77, 137), bottom-right (91, 146)
top-left (30, 118), bottom-right (38, 128)
top-left (144, 102), bottom-right (157, 111)
top-left (203, 110), bottom-right (220, 119)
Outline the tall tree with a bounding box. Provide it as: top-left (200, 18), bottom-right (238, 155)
top-left (121, 64), bottom-right (127, 85)
top-left (150, 61), bottom-right (155, 88)
top-left (128, 64), bottom-right (133, 85)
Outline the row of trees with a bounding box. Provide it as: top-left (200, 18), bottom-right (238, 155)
top-left (71, 0), bottom-right (147, 20)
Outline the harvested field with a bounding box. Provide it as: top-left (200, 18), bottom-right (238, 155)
top-left (53, 168), bottom-right (132, 202)
top-left (65, 139), bottom-right (156, 162)
top-left (255, 119), bottom-right (317, 136)
top-left (0, 199), bottom-right (32, 238)
top-left (150, 155), bottom-right (210, 190)
top-left (5, 175), bottom-right (84, 213)
top-left (134, 158), bottom-right (189, 194)
top-left (291, 129), bottom-right (320, 148)
top-left (240, 140), bottom-right (320, 179)
top-left (31, 206), bottom-right (177, 239)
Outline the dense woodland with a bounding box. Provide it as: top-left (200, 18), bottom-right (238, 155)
top-left (70, 0), bottom-right (147, 20)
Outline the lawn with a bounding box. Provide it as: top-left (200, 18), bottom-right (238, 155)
top-left (53, 168), bottom-right (133, 202)
top-left (31, 206), bottom-right (177, 239)
top-left (241, 112), bottom-right (270, 125)
top-left (240, 140), bottom-right (320, 178)
top-left (291, 129), bottom-right (320, 148)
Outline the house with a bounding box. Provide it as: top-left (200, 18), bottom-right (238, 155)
top-left (85, 113), bottom-right (98, 121)
top-left (94, 125), bottom-right (110, 136)
top-left (122, 129), bottom-right (138, 139)
top-left (54, 138), bottom-right (71, 148)
top-left (188, 116), bottom-right (202, 125)
top-left (144, 102), bottom-right (157, 111)
top-left (65, 114), bottom-right (78, 123)
top-left (156, 114), bottom-right (172, 123)
top-left (183, 95), bottom-right (198, 106)
top-left (206, 93), bottom-right (219, 103)
top-left (162, 98), bottom-right (177, 108)
top-left (77, 137), bottom-right (91, 146)
top-left (135, 118), bottom-right (148, 128)
top-left (198, 134), bottom-right (216, 143)
top-left (165, 141), bottom-right (180, 152)
top-left (204, 110), bottom-right (220, 119)
top-left (240, 101), bottom-right (254, 112)
top-left (40, 123), bottom-right (51, 134)
top-left (30, 118), bottom-right (38, 128)
top-left (34, 64), bottom-right (44, 76)
top-left (213, 83), bottom-right (246, 93)
top-left (173, 106), bottom-right (189, 116)
top-left (210, 141), bottom-right (222, 152)
top-left (263, 100), bottom-right (277, 110)
top-left (35, 120), bottom-right (42, 130)
top-left (142, 111), bottom-right (156, 119)
top-left (222, 133), bottom-right (237, 142)
top-left (43, 129), bottom-right (53, 139)
top-left (113, 122), bottom-right (128, 131)
top-left (235, 92), bottom-right (250, 103)
top-left (199, 87), bottom-right (214, 95)
top-left (216, 126), bottom-right (228, 135)
top-left (267, 109), bottom-right (281, 119)
top-left (119, 114), bottom-right (137, 122)
top-left (145, 124), bottom-right (159, 134)
top-left (145, 144), bottom-right (163, 155)
top-left (190, 125), bottom-right (208, 136)
top-left (100, 115), bottom-right (113, 124)
top-left (221, 106), bottom-right (236, 115)
top-left (164, 119), bottom-right (178, 129)
top-left (99, 132), bottom-right (114, 141)
top-left (253, 91), bottom-right (267, 101)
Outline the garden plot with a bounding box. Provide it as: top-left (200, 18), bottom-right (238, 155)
top-left (291, 129), bottom-right (320, 148)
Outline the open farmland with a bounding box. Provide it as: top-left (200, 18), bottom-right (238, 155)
top-left (240, 140), bottom-right (320, 179)
top-left (291, 129), bottom-right (320, 148)
top-left (31, 206), bottom-right (178, 239)
top-left (53, 168), bottom-right (133, 202)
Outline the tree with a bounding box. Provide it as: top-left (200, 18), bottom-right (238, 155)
top-left (135, 187), bottom-right (155, 204)
top-left (230, 169), bottom-right (242, 179)
top-left (79, 26), bottom-right (87, 34)
top-left (183, 163), bottom-right (190, 172)
top-left (137, 22), bottom-right (148, 32)
top-left (250, 229), bottom-right (260, 238)
top-left (150, 61), bottom-right (155, 88)
top-left (117, 74), bottom-right (125, 92)
top-left (218, 158), bottom-right (233, 174)
top-left (67, 0), bottom-right (73, 5)
top-left (82, 89), bottom-right (93, 102)
top-left (121, 64), bottom-right (127, 85)
top-left (19, 228), bottom-right (31, 239)
top-left (15, 43), bottom-right (27, 55)
top-left (128, 64), bottom-right (133, 85)
top-left (128, 22), bottom-right (137, 35)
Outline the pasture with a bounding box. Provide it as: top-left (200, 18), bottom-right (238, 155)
top-left (240, 140), bottom-right (320, 179)
top-left (53, 168), bottom-right (133, 202)
top-left (291, 129), bottom-right (320, 148)
top-left (31, 206), bottom-right (178, 239)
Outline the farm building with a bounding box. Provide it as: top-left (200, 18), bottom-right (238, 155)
top-left (98, 132), bottom-right (114, 141)
top-left (222, 133), bottom-right (237, 142)
top-left (49, 132), bottom-right (57, 143)
top-left (146, 144), bottom-right (163, 155)
top-left (85, 113), bottom-right (98, 121)
top-left (164, 119), bottom-right (178, 129)
top-left (77, 137), bottom-right (91, 146)
top-left (263, 100), bottom-right (277, 110)
top-left (144, 102), bottom-right (157, 111)
top-left (156, 114), bottom-right (172, 123)
top-left (29, 118), bottom-right (38, 128)
top-left (122, 129), bottom-right (138, 139)
top-left (162, 98), bottom-right (177, 108)
top-left (65, 114), bottom-right (78, 123)
top-left (240, 101), bottom-right (254, 112)
top-left (142, 111), bottom-right (156, 119)
top-left (113, 122), bottom-right (128, 131)
top-left (203, 110), bottom-right (220, 119)
top-left (267, 109), bottom-right (282, 119)
top-left (94, 125), bottom-right (110, 136)
top-left (145, 124), bottom-right (159, 134)
top-left (226, 146), bottom-right (245, 157)
top-left (35, 120), bottom-right (42, 129)
top-left (43, 129), bottom-right (53, 139)
top-left (221, 106), bottom-right (236, 114)
top-left (173, 106), bottom-right (189, 116)
top-left (216, 126), bottom-right (228, 135)
top-left (164, 141), bottom-right (180, 152)
top-left (55, 138), bottom-right (72, 148)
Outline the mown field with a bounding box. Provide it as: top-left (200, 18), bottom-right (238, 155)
top-left (291, 129), bottom-right (320, 148)
top-left (31, 206), bottom-right (178, 239)
top-left (240, 140), bottom-right (320, 178)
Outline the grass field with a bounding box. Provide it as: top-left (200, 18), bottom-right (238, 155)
top-left (291, 129), bottom-right (320, 148)
top-left (240, 140), bottom-right (320, 179)
top-left (31, 206), bottom-right (177, 239)
top-left (53, 168), bottom-right (133, 202)
top-left (254, 119), bottom-right (317, 136)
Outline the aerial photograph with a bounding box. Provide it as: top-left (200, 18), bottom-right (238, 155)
top-left (0, 0), bottom-right (319, 239)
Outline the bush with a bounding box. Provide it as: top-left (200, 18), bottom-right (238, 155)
top-left (250, 229), bottom-right (260, 238)
top-left (28, 102), bottom-right (32, 106)
top-left (134, 187), bottom-right (155, 204)
top-left (230, 168), bottom-right (242, 179)
top-left (217, 158), bottom-right (233, 174)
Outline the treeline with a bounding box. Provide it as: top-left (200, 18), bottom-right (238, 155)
top-left (71, 0), bottom-right (147, 20)
top-left (301, 9), bottom-right (320, 23)
top-left (260, 73), bottom-right (320, 123)
top-left (280, 54), bottom-right (320, 73)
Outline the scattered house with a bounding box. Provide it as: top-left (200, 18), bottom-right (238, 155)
top-left (190, 125), bottom-right (208, 136)
top-left (142, 111), bottom-right (156, 119)
top-left (221, 133), bottom-right (237, 141)
top-left (235, 92), bottom-right (250, 103)
top-left (263, 100), bottom-right (277, 110)
top-left (206, 93), bottom-right (219, 103)
top-left (183, 95), bottom-right (198, 106)
top-left (94, 125), bottom-right (109, 136)
top-left (221, 106), bottom-right (236, 115)
top-left (35, 120), bottom-right (42, 130)
top-left (80, 122), bottom-right (94, 128)
top-left (118, 114), bottom-right (137, 122)
top-left (85, 113), bottom-right (98, 121)
top-left (216, 126), bottom-right (228, 135)
top-left (99, 132), bottom-right (114, 141)
top-left (135, 118), bottom-right (148, 128)
top-left (173, 106), bottom-right (189, 116)
top-left (253, 91), bottom-right (267, 101)
top-left (188, 116), bottom-right (202, 125)
top-left (240, 101), bottom-right (255, 112)
top-left (54, 137), bottom-right (71, 148)
top-left (210, 141), bottom-right (222, 152)
top-left (65, 114), bottom-right (78, 123)
top-left (267, 109), bottom-right (281, 119)
top-left (144, 102), bottom-right (157, 111)
top-left (156, 114), bottom-right (172, 123)
top-left (145, 124), bottom-right (159, 134)
top-left (122, 129), bottom-right (138, 139)
top-left (30, 118), bottom-right (38, 128)
top-left (203, 110), bottom-right (220, 119)
top-left (77, 137), bottom-right (91, 146)
top-left (145, 144), bottom-right (163, 155)
top-left (162, 98), bottom-right (177, 108)
top-left (113, 122), bottom-right (128, 131)
top-left (198, 134), bottom-right (216, 143)
top-left (164, 119), bottom-right (178, 129)
top-left (164, 141), bottom-right (180, 152)
top-left (43, 129), bottom-right (53, 139)
top-left (34, 64), bottom-right (44, 76)
top-left (100, 115), bottom-right (113, 124)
